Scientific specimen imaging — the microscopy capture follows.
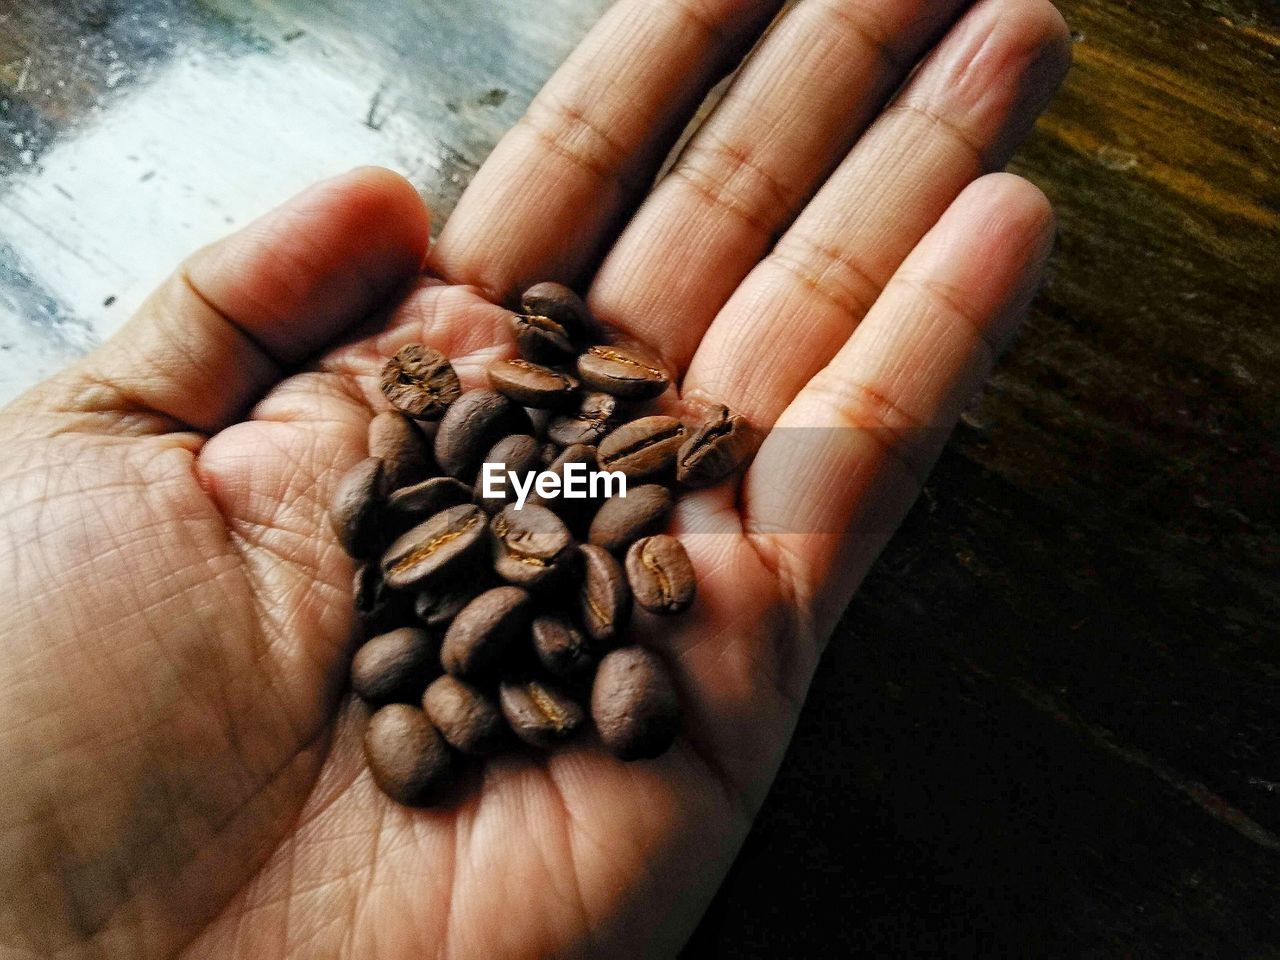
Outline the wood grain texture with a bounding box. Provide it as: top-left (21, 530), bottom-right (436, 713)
top-left (1, 0), bottom-right (1277, 955)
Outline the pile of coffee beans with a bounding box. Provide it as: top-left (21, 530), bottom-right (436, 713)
top-left (331, 282), bottom-right (753, 806)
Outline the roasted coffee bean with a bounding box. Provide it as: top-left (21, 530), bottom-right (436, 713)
top-left (474, 434), bottom-right (542, 513)
top-left (676, 404), bottom-right (752, 488)
top-left (527, 443), bottom-right (598, 522)
top-left (577, 544), bottom-right (632, 645)
top-left (490, 504), bottom-right (575, 588)
top-left (381, 504), bottom-right (488, 590)
top-left (511, 312), bottom-right (576, 365)
top-left (330, 457), bottom-right (387, 558)
top-left (386, 477), bottom-right (473, 535)
top-left (423, 675), bottom-right (507, 756)
top-left (368, 411), bottom-right (432, 489)
top-left (351, 627), bottom-right (439, 704)
top-left (414, 576), bottom-right (482, 629)
top-left (363, 704), bottom-right (454, 805)
top-left (625, 535), bottom-right (696, 614)
top-left (521, 281), bottom-right (592, 342)
top-left (380, 344), bottom-right (461, 421)
top-left (546, 391), bottom-right (618, 447)
top-left (597, 416), bottom-right (686, 481)
top-left (499, 679), bottom-right (585, 748)
top-left (591, 647), bottom-right (680, 760)
top-left (353, 563), bottom-right (410, 638)
top-left (441, 586), bottom-right (533, 678)
top-left (576, 343), bottom-right (670, 400)
top-left (588, 484), bottom-right (673, 554)
top-left (487, 358), bottom-right (579, 408)
top-left (434, 389), bottom-right (533, 479)
top-left (532, 615), bottom-right (596, 680)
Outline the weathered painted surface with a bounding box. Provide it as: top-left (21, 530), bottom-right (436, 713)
top-left (1, 0), bottom-right (1278, 955)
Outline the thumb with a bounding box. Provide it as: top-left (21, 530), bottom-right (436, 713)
top-left (17, 167), bottom-right (430, 435)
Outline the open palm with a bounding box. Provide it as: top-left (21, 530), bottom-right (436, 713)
top-left (0, 0), bottom-right (1069, 957)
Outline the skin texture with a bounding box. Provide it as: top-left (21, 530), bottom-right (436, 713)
top-left (0, 0), bottom-right (1070, 957)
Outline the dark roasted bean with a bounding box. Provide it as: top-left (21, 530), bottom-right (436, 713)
top-left (576, 343), bottom-right (670, 400)
top-left (363, 704), bottom-right (453, 805)
top-left (381, 504), bottom-right (488, 590)
top-left (625, 535), bottom-right (696, 614)
top-left (351, 627), bottom-right (439, 704)
top-left (490, 505), bottom-right (575, 588)
top-left (368, 411), bottom-right (432, 489)
top-left (330, 457), bottom-right (387, 558)
top-left (527, 443), bottom-right (599, 529)
top-left (440, 586), bottom-right (533, 678)
top-left (511, 312), bottom-right (576, 365)
top-left (532, 615), bottom-right (596, 680)
top-left (591, 647), bottom-right (680, 760)
top-left (423, 675), bottom-right (507, 756)
top-left (487, 358), bottom-right (579, 408)
top-left (577, 544), bottom-right (632, 645)
top-left (474, 434), bottom-right (542, 514)
top-left (380, 344), bottom-right (461, 421)
top-left (385, 477), bottom-right (473, 537)
top-left (499, 679), bottom-right (585, 748)
top-left (588, 484), bottom-right (672, 554)
top-left (353, 563), bottom-right (411, 638)
top-left (520, 281), bottom-right (592, 342)
top-left (597, 416), bottom-right (686, 481)
top-left (434, 389), bottom-right (534, 479)
top-left (676, 404), bottom-right (752, 488)
top-left (546, 391), bottom-right (617, 447)
top-left (414, 576), bottom-right (482, 630)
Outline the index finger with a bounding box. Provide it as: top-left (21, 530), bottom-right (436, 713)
top-left (429, 0), bottom-right (783, 302)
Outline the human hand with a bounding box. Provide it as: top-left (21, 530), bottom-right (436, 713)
top-left (0, 0), bottom-right (1069, 956)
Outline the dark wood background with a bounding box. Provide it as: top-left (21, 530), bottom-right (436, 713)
top-left (2, 1), bottom-right (1277, 956)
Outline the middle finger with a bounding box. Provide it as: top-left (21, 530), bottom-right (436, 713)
top-left (587, 0), bottom-right (971, 372)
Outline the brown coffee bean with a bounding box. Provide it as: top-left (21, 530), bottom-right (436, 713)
top-left (490, 505), bottom-right (575, 588)
top-left (474, 434), bottom-right (542, 513)
top-left (511, 312), bottom-right (576, 365)
top-left (423, 675), bottom-right (507, 756)
top-left (625, 535), bottom-right (696, 614)
top-left (353, 562), bottom-right (411, 638)
top-left (532, 615), bottom-right (596, 680)
top-left (577, 544), bottom-right (632, 645)
top-left (588, 484), bottom-right (673, 554)
top-left (499, 679), bottom-right (585, 748)
top-left (363, 704), bottom-right (454, 805)
top-left (381, 504), bottom-right (488, 590)
top-left (386, 477), bottom-right (473, 535)
top-left (546, 391), bottom-right (618, 447)
top-left (527, 443), bottom-right (598, 522)
top-left (487, 359), bottom-right (579, 408)
top-left (330, 457), bottom-right (387, 558)
top-left (591, 647), bottom-right (680, 760)
top-left (414, 576), bottom-right (482, 629)
top-left (676, 404), bottom-right (752, 488)
top-left (576, 343), bottom-right (670, 400)
top-left (434, 389), bottom-right (534, 479)
top-left (368, 411), bottom-right (432, 489)
top-left (380, 344), bottom-right (461, 421)
top-left (351, 627), bottom-right (439, 704)
top-left (521, 281), bottom-right (592, 342)
top-left (441, 586), bottom-right (533, 678)
top-left (597, 416), bottom-right (686, 481)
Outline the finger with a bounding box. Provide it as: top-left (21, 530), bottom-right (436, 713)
top-left (429, 0), bottom-right (784, 301)
top-left (744, 173), bottom-right (1056, 634)
top-left (23, 167), bottom-right (431, 435)
top-left (682, 0), bottom-right (1070, 416)
top-left (588, 0), bottom-right (968, 370)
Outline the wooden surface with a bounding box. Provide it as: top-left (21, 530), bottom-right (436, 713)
top-left (2, 0), bottom-right (1278, 956)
